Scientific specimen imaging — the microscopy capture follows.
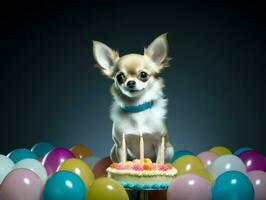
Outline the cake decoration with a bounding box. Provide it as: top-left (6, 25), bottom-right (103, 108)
top-left (107, 133), bottom-right (177, 189)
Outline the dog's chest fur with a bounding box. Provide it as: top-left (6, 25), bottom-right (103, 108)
top-left (111, 98), bottom-right (167, 136)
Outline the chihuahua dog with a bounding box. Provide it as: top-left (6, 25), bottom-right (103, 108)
top-left (92, 34), bottom-right (174, 163)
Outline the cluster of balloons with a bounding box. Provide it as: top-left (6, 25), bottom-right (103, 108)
top-left (0, 142), bottom-right (130, 200)
top-left (1, 143), bottom-right (266, 200)
top-left (168, 146), bottom-right (266, 200)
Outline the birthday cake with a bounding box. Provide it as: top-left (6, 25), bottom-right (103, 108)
top-left (106, 158), bottom-right (177, 189)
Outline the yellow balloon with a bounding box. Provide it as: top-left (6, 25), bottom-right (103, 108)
top-left (57, 158), bottom-right (95, 190)
top-left (70, 144), bottom-right (92, 159)
top-left (173, 155), bottom-right (205, 174)
top-left (209, 146), bottom-right (232, 155)
top-left (192, 169), bottom-right (214, 183)
top-left (86, 177), bottom-right (129, 200)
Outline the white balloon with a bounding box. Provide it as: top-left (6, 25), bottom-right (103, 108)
top-left (14, 158), bottom-right (47, 183)
top-left (0, 155), bottom-right (14, 183)
top-left (210, 154), bottom-right (246, 178)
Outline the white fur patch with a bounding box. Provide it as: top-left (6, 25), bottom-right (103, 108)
top-left (110, 79), bottom-right (171, 160)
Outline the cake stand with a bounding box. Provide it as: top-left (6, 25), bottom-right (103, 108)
top-left (126, 187), bottom-right (167, 200)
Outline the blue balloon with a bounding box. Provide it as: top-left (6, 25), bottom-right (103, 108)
top-left (7, 148), bottom-right (38, 163)
top-left (31, 142), bottom-right (54, 157)
top-left (42, 171), bottom-right (86, 200)
top-left (212, 171), bottom-right (254, 200)
top-left (171, 150), bottom-right (195, 163)
top-left (234, 147), bottom-right (253, 156)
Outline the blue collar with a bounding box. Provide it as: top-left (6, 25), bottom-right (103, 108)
top-left (120, 101), bottom-right (154, 113)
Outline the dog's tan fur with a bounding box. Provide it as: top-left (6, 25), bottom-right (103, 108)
top-left (93, 34), bottom-right (174, 162)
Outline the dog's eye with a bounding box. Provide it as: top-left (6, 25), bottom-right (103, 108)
top-left (138, 71), bottom-right (149, 81)
top-left (116, 73), bottom-right (126, 84)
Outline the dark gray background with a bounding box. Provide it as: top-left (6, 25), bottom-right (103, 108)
top-left (1, 1), bottom-right (265, 156)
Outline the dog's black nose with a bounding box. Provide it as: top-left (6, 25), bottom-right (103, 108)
top-left (127, 80), bottom-right (136, 88)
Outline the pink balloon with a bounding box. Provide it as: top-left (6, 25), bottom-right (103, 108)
top-left (197, 151), bottom-right (219, 171)
top-left (42, 147), bottom-right (75, 175)
top-left (0, 168), bottom-right (43, 200)
top-left (167, 174), bottom-right (211, 200)
top-left (247, 170), bottom-right (266, 200)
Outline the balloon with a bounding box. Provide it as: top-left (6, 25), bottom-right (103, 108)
top-left (247, 170), bottom-right (266, 200)
top-left (197, 151), bottom-right (219, 171)
top-left (209, 146), bottom-right (232, 155)
top-left (238, 150), bottom-right (266, 172)
top-left (42, 170), bottom-right (86, 200)
top-left (7, 148), bottom-right (38, 163)
top-left (42, 147), bottom-right (76, 175)
top-left (0, 155), bottom-right (14, 183)
top-left (167, 173), bottom-right (211, 200)
top-left (195, 169), bottom-right (214, 183)
top-left (210, 154), bottom-right (246, 178)
top-left (57, 158), bottom-right (95, 190)
top-left (172, 155), bottom-right (205, 174)
top-left (0, 168), bottom-right (43, 200)
top-left (172, 155), bottom-right (213, 182)
top-left (70, 144), bottom-right (92, 159)
top-left (234, 147), bottom-right (253, 156)
top-left (212, 171), bottom-right (254, 200)
top-left (83, 156), bottom-right (101, 169)
top-left (38, 156), bottom-right (44, 162)
top-left (92, 156), bottom-right (112, 178)
top-left (14, 158), bottom-right (47, 183)
top-left (86, 177), bottom-right (129, 200)
top-left (171, 150), bottom-right (195, 163)
top-left (31, 142), bottom-right (54, 158)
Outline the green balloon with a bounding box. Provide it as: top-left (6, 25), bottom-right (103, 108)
top-left (7, 148), bottom-right (38, 163)
top-left (31, 142), bottom-right (54, 157)
top-left (212, 171), bottom-right (254, 200)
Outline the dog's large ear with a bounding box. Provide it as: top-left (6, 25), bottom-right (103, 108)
top-left (144, 33), bottom-right (169, 71)
top-left (93, 41), bottom-right (119, 77)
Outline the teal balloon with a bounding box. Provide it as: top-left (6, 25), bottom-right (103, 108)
top-left (42, 171), bottom-right (86, 200)
top-left (234, 147), bottom-right (253, 156)
top-left (7, 148), bottom-right (38, 163)
top-left (171, 150), bottom-right (195, 163)
top-left (212, 171), bottom-right (254, 200)
top-left (31, 142), bottom-right (54, 157)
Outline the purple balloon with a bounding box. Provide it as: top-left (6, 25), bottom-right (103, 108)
top-left (238, 150), bottom-right (266, 172)
top-left (167, 174), bottom-right (211, 200)
top-left (197, 151), bottom-right (219, 172)
top-left (247, 170), bottom-right (266, 200)
top-left (42, 147), bottom-right (75, 175)
top-left (0, 168), bottom-right (43, 200)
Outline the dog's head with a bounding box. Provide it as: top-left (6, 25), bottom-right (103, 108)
top-left (92, 34), bottom-right (169, 98)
